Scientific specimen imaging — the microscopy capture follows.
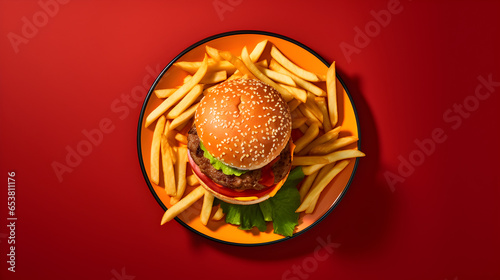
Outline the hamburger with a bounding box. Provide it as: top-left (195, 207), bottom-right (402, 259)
top-left (187, 78), bottom-right (293, 205)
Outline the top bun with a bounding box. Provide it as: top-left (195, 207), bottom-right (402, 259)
top-left (195, 78), bottom-right (292, 170)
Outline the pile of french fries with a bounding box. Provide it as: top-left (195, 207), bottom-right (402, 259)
top-left (145, 39), bottom-right (365, 229)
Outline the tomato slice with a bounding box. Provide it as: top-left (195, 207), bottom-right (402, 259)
top-left (187, 141), bottom-right (295, 200)
top-left (258, 157), bottom-right (278, 187)
top-left (188, 151), bottom-right (275, 198)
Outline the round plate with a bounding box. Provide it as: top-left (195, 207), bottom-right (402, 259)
top-left (137, 30), bottom-right (360, 246)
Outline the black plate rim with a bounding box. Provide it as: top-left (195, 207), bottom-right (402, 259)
top-left (137, 30), bottom-right (361, 247)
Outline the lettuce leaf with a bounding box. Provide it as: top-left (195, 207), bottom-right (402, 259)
top-left (259, 200), bottom-right (273, 222)
top-left (220, 203), bottom-right (267, 232)
top-left (267, 167), bottom-right (304, 236)
top-left (199, 141), bottom-right (248, 176)
top-left (220, 167), bottom-right (305, 237)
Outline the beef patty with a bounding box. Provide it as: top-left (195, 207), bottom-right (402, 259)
top-left (187, 126), bottom-right (291, 191)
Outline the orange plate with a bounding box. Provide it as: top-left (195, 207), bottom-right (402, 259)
top-left (137, 31), bottom-right (361, 246)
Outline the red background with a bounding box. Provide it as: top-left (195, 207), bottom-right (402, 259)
top-left (1, 0), bottom-right (499, 279)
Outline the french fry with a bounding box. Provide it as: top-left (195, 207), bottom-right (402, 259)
top-left (186, 174), bottom-right (200, 186)
top-left (257, 59), bottom-right (268, 68)
top-left (316, 97), bottom-right (333, 132)
top-left (166, 84), bottom-right (203, 119)
top-left (174, 116), bottom-right (194, 134)
top-left (292, 117), bottom-right (308, 129)
top-left (248, 39), bottom-right (268, 62)
top-left (212, 205), bottom-right (225, 220)
top-left (184, 71), bottom-right (227, 85)
top-left (206, 45), bottom-right (223, 61)
top-left (298, 104), bottom-right (322, 129)
top-left (161, 186), bottom-right (205, 225)
top-left (150, 115), bottom-right (166, 185)
top-left (146, 55), bottom-right (208, 127)
top-left (299, 170), bottom-right (318, 201)
top-left (279, 84), bottom-right (307, 103)
top-left (200, 191), bottom-right (214, 226)
top-left (155, 88), bottom-right (178, 99)
top-left (309, 136), bottom-right (359, 155)
top-left (174, 132), bottom-right (188, 144)
top-left (274, 86), bottom-right (294, 102)
top-left (179, 118), bottom-right (194, 135)
top-left (162, 121), bottom-right (177, 165)
top-left (169, 103), bottom-right (199, 131)
top-left (202, 70), bottom-right (227, 84)
top-left (291, 106), bottom-right (305, 121)
top-left (218, 50), bottom-right (254, 78)
top-left (305, 93), bottom-right (324, 123)
top-left (257, 66), bottom-right (296, 86)
top-left (301, 163), bottom-right (323, 175)
top-left (326, 61), bottom-right (338, 128)
top-left (287, 99), bottom-right (301, 112)
top-left (269, 59), bottom-right (326, 97)
top-left (162, 120), bottom-right (177, 160)
top-left (240, 46), bottom-right (296, 103)
top-left (163, 119), bottom-right (174, 141)
top-left (296, 160), bottom-right (350, 212)
top-left (225, 70), bottom-right (245, 82)
top-left (223, 60), bottom-right (269, 82)
top-left (209, 43), bottom-right (268, 63)
top-left (161, 134), bottom-right (176, 196)
top-left (172, 146), bottom-right (188, 201)
top-left (291, 104), bottom-right (306, 118)
top-left (315, 161), bottom-right (337, 183)
top-left (292, 155), bottom-right (329, 166)
top-left (298, 126), bottom-right (341, 156)
top-left (305, 196), bottom-right (319, 214)
top-left (292, 149), bottom-right (365, 166)
top-left (270, 45), bottom-right (320, 82)
top-left (162, 120), bottom-right (177, 197)
top-left (302, 163), bottom-right (337, 212)
top-left (173, 59), bottom-right (235, 74)
top-left (294, 123), bottom-right (319, 154)
top-left (301, 149), bottom-right (364, 175)
top-left (316, 73), bottom-right (327, 82)
top-left (298, 123), bottom-right (309, 134)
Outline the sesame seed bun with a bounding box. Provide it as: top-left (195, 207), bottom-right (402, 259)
top-left (195, 78), bottom-right (292, 170)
